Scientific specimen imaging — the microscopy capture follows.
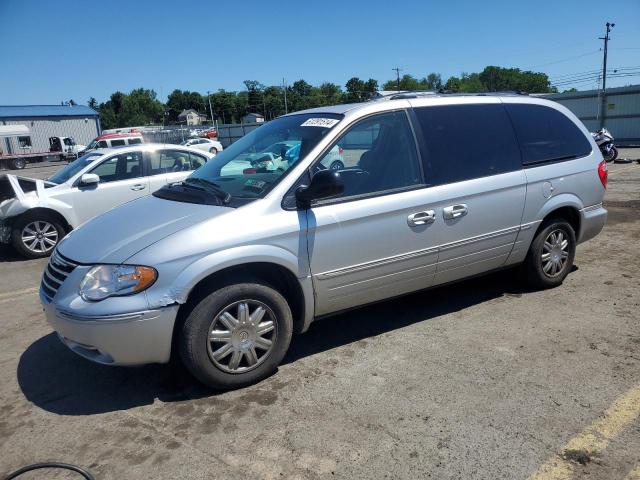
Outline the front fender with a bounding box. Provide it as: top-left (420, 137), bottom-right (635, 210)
top-left (145, 244), bottom-right (315, 332)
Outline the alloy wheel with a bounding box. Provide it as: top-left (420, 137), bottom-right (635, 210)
top-left (21, 221), bottom-right (59, 254)
top-left (206, 300), bottom-right (277, 374)
top-left (541, 229), bottom-right (569, 277)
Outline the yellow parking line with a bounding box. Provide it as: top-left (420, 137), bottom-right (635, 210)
top-left (0, 287), bottom-right (39, 302)
top-left (625, 465), bottom-right (640, 480)
top-left (529, 384), bottom-right (640, 480)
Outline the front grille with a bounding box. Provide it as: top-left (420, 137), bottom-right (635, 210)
top-left (41, 250), bottom-right (79, 303)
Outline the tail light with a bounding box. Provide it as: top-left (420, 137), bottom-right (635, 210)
top-left (597, 159), bottom-right (608, 188)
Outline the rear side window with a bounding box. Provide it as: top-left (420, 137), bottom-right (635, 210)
top-left (110, 139), bottom-right (126, 147)
top-left (504, 103), bottom-right (591, 165)
top-left (128, 138), bottom-right (142, 145)
top-left (413, 104), bottom-right (521, 185)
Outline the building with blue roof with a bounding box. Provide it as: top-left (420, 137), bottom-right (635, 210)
top-left (0, 104), bottom-right (101, 156)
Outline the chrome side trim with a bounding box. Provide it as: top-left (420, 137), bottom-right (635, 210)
top-left (315, 223), bottom-right (535, 281)
top-left (438, 225), bottom-right (520, 252)
top-left (316, 246), bottom-right (438, 280)
top-left (582, 202), bottom-right (603, 213)
top-left (55, 309), bottom-right (157, 324)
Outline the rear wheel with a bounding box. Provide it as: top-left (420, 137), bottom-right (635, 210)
top-left (11, 213), bottom-right (66, 259)
top-left (329, 160), bottom-right (344, 170)
top-left (522, 219), bottom-right (576, 289)
top-left (604, 145), bottom-right (618, 162)
top-left (179, 282), bottom-right (293, 390)
top-left (10, 158), bottom-right (26, 170)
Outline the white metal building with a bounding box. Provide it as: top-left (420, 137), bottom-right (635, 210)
top-left (0, 105), bottom-right (100, 154)
top-left (542, 85), bottom-right (640, 146)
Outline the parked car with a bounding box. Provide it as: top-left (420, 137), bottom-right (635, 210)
top-left (40, 94), bottom-right (607, 390)
top-left (181, 137), bottom-right (223, 154)
top-left (0, 144), bottom-right (211, 258)
top-left (83, 133), bottom-right (144, 153)
top-left (200, 128), bottom-right (218, 139)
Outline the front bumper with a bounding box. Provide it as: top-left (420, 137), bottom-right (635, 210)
top-left (43, 299), bottom-right (179, 365)
top-left (578, 203), bottom-right (607, 244)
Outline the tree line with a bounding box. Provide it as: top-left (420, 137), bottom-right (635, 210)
top-left (90, 66), bottom-right (558, 130)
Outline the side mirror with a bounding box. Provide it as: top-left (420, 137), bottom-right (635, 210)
top-left (295, 169), bottom-right (344, 209)
top-left (79, 173), bottom-right (99, 187)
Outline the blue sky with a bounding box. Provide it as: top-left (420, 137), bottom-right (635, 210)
top-left (1, 0), bottom-right (639, 105)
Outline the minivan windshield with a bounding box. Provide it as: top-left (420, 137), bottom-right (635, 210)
top-left (48, 152), bottom-right (103, 184)
top-left (158, 113), bottom-right (343, 204)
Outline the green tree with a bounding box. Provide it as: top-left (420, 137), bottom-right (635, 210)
top-left (345, 77), bottom-right (366, 102)
top-left (87, 97), bottom-right (98, 110)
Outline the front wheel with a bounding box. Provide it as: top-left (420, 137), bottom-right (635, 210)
top-left (179, 282), bottom-right (293, 390)
top-left (209, 147), bottom-right (218, 154)
top-left (522, 219), bottom-right (576, 289)
top-left (11, 214), bottom-right (66, 259)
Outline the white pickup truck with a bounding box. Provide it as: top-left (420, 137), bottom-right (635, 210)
top-left (0, 125), bottom-right (85, 169)
top-left (0, 144), bottom-right (212, 258)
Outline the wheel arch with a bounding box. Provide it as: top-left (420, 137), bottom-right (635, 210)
top-left (13, 207), bottom-right (73, 233)
top-left (171, 260), bottom-right (312, 358)
top-left (534, 194), bottom-right (582, 238)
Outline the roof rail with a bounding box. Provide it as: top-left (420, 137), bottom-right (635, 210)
top-left (370, 90), bottom-right (529, 101)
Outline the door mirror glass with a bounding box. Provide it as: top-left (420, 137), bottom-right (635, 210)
top-left (79, 173), bottom-right (100, 186)
top-left (295, 169), bottom-right (344, 208)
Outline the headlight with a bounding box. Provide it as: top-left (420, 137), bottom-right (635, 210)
top-left (79, 265), bottom-right (157, 301)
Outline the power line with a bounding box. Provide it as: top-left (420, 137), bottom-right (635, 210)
top-left (528, 50), bottom-right (601, 69)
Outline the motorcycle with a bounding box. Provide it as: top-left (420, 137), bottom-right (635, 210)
top-left (591, 128), bottom-right (618, 162)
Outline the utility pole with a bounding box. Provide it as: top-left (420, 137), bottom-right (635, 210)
top-left (598, 22), bottom-right (614, 128)
top-left (207, 91), bottom-right (214, 126)
top-left (282, 78), bottom-right (288, 114)
top-left (392, 67), bottom-right (402, 90)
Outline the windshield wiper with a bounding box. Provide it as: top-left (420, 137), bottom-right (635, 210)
top-left (182, 177), bottom-right (232, 204)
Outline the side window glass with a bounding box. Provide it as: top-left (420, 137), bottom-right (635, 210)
top-left (128, 138), bottom-right (142, 145)
top-left (160, 150), bottom-right (191, 172)
top-left (189, 153), bottom-right (207, 170)
top-left (504, 104), bottom-right (592, 165)
top-left (98, 140), bottom-right (108, 148)
top-left (413, 104), bottom-right (521, 185)
top-left (89, 157), bottom-right (119, 183)
top-left (314, 111), bottom-right (422, 200)
top-left (90, 152), bottom-right (143, 183)
top-left (111, 139), bottom-right (126, 147)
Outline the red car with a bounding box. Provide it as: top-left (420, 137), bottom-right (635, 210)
top-left (200, 128), bottom-right (218, 139)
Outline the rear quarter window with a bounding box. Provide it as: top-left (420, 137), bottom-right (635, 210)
top-left (504, 103), bottom-right (592, 165)
top-left (128, 138), bottom-right (142, 145)
top-left (413, 104), bottom-right (522, 185)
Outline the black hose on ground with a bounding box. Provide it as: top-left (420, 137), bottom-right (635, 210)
top-left (3, 462), bottom-right (95, 479)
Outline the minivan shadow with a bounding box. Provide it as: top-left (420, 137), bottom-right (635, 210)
top-left (0, 245), bottom-right (27, 263)
top-left (17, 268), bottom-right (558, 416)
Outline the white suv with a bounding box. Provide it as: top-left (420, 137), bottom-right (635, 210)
top-left (0, 144), bottom-right (212, 258)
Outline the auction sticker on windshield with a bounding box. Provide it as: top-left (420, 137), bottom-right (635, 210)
top-left (300, 118), bottom-right (340, 128)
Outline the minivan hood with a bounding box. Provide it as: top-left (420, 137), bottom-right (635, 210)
top-left (57, 195), bottom-right (229, 264)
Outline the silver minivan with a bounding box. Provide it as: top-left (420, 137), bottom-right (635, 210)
top-left (40, 94), bottom-right (608, 389)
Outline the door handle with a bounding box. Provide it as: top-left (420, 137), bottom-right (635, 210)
top-left (130, 184), bottom-right (146, 191)
top-left (443, 204), bottom-right (468, 220)
top-left (407, 210), bottom-right (436, 226)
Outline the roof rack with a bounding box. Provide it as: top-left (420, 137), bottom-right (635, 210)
top-left (370, 90), bottom-right (529, 101)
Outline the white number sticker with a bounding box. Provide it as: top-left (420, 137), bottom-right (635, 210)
top-left (300, 118), bottom-right (340, 128)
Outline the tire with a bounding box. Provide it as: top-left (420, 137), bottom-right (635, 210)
top-left (11, 213), bottom-right (66, 259)
top-left (209, 147), bottom-right (218, 154)
top-left (604, 145), bottom-right (618, 162)
top-left (329, 160), bottom-right (344, 170)
top-left (522, 218), bottom-right (576, 289)
top-left (11, 158), bottom-right (26, 170)
top-left (179, 282), bottom-right (293, 390)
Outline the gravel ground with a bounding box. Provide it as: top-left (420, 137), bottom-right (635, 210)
top-left (0, 157), bottom-right (639, 479)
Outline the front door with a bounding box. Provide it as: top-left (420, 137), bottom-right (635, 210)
top-left (72, 150), bottom-right (149, 224)
top-left (306, 110), bottom-right (440, 315)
